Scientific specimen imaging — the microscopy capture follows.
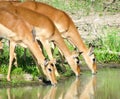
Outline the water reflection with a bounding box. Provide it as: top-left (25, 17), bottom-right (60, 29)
top-left (59, 78), bottom-right (81, 99)
top-left (0, 75), bottom-right (96, 99)
top-left (7, 88), bottom-right (14, 99)
top-left (38, 86), bottom-right (57, 99)
top-left (59, 76), bottom-right (96, 99)
top-left (79, 75), bottom-right (96, 99)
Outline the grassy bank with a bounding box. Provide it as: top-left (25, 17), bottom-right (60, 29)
top-left (94, 26), bottom-right (120, 63)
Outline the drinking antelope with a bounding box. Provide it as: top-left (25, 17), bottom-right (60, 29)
top-left (0, 3), bottom-right (81, 79)
top-left (15, 1), bottom-right (97, 74)
top-left (0, 8), bottom-right (57, 85)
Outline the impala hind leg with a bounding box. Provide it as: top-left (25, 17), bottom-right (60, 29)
top-left (0, 40), bottom-right (3, 52)
top-left (13, 52), bottom-right (18, 67)
top-left (0, 40), bottom-right (3, 65)
top-left (0, 40), bottom-right (3, 54)
top-left (7, 41), bottom-right (16, 81)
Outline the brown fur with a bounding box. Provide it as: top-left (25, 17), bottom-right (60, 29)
top-left (0, 8), bottom-right (57, 85)
top-left (0, 1), bottom-right (81, 77)
top-left (0, 2), bottom-right (81, 79)
top-left (15, 1), bottom-right (97, 73)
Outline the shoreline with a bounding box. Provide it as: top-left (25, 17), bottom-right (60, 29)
top-left (0, 63), bottom-right (120, 88)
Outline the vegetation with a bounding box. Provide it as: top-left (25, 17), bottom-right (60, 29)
top-left (94, 26), bottom-right (120, 63)
top-left (39, 0), bottom-right (120, 15)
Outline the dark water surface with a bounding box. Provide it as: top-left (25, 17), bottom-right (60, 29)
top-left (0, 68), bottom-right (120, 99)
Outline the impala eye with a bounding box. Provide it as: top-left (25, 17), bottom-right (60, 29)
top-left (50, 63), bottom-right (54, 67)
top-left (75, 57), bottom-right (80, 64)
top-left (48, 68), bottom-right (52, 72)
top-left (93, 58), bottom-right (96, 62)
top-left (77, 60), bottom-right (79, 64)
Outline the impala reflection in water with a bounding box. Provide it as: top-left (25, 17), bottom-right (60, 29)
top-left (0, 75), bottom-right (96, 99)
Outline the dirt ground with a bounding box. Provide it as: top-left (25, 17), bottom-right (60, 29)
top-left (69, 12), bottom-right (120, 41)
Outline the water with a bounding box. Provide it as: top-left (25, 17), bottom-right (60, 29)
top-left (0, 68), bottom-right (120, 99)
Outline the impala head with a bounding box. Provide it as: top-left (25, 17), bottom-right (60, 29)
top-left (44, 58), bottom-right (57, 86)
top-left (72, 50), bottom-right (83, 65)
top-left (72, 51), bottom-right (83, 76)
top-left (86, 44), bottom-right (97, 74)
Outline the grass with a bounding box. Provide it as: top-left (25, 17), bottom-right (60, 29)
top-left (37, 0), bottom-right (120, 15)
top-left (94, 26), bottom-right (120, 63)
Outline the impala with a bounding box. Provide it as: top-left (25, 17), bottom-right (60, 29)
top-left (0, 8), bottom-right (57, 85)
top-left (15, 1), bottom-right (97, 74)
top-left (0, 3), bottom-right (81, 77)
top-left (0, 39), bottom-right (3, 52)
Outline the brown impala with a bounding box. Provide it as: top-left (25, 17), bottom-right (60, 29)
top-left (0, 3), bottom-right (81, 77)
top-left (0, 1), bottom-right (97, 74)
top-left (12, 1), bottom-right (97, 74)
top-left (0, 8), bottom-right (57, 85)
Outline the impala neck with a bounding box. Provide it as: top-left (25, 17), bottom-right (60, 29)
top-left (25, 39), bottom-right (45, 65)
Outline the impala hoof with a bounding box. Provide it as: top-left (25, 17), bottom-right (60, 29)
top-left (92, 71), bottom-right (97, 75)
top-left (7, 77), bottom-right (11, 82)
top-left (75, 74), bottom-right (80, 78)
top-left (52, 83), bottom-right (57, 86)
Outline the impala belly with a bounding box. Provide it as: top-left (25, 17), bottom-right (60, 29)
top-left (34, 27), bottom-right (54, 39)
top-left (0, 24), bottom-right (16, 38)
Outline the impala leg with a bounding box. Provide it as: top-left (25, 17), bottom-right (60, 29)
top-left (7, 88), bottom-right (11, 99)
top-left (0, 40), bottom-right (3, 50)
top-left (68, 36), bottom-right (97, 74)
top-left (53, 31), bottom-right (80, 76)
top-left (7, 41), bottom-right (16, 81)
top-left (55, 40), bottom-right (80, 76)
top-left (40, 38), bottom-right (60, 77)
top-left (13, 52), bottom-right (18, 67)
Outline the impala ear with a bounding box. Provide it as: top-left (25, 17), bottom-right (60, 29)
top-left (88, 43), bottom-right (95, 56)
top-left (31, 27), bottom-right (36, 41)
top-left (79, 51), bottom-right (83, 55)
top-left (72, 51), bottom-right (83, 59)
top-left (73, 47), bottom-right (82, 56)
top-left (44, 58), bottom-right (49, 67)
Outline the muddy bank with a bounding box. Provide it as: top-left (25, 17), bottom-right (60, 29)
top-left (67, 11), bottom-right (120, 42)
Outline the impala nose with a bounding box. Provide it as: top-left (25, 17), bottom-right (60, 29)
top-left (92, 71), bottom-right (97, 75)
top-left (52, 82), bottom-right (57, 86)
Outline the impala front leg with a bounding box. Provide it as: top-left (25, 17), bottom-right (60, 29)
top-left (13, 52), bottom-right (18, 67)
top-left (0, 40), bottom-right (3, 55)
top-left (65, 26), bottom-right (97, 74)
top-left (53, 31), bottom-right (81, 76)
top-left (7, 41), bottom-right (16, 81)
top-left (40, 38), bottom-right (60, 77)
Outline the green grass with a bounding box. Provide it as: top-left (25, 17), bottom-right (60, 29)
top-left (37, 0), bottom-right (119, 15)
top-left (94, 26), bottom-right (120, 63)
